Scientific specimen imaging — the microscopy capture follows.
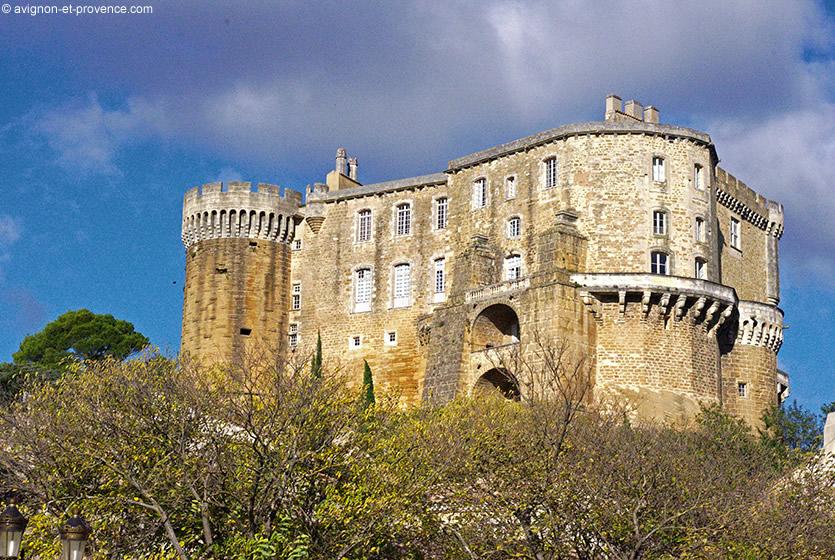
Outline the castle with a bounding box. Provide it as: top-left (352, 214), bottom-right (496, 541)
top-left (180, 95), bottom-right (788, 427)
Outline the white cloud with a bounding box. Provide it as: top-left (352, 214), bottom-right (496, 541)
top-left (0, 215), bottom-right (22, 281)
top-left (30, 95), bottom-right (169, 175)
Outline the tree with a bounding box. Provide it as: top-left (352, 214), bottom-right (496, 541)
top-left (12, 309), bottom-right (149, 369)
top-left (822, 401), bottom-right (835, 416)
top-left (762, 400), bottom-right (823, 452)
top-left (362, 360), bottom-right (375, 408)
top-left (310, 331), bottom-right (323, 379)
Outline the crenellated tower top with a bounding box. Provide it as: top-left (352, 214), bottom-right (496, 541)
top-left (181, 181), bottom-right (303, 248)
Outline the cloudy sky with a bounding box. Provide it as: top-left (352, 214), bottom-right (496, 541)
top-left (0, 0), bottom-right (832, 411)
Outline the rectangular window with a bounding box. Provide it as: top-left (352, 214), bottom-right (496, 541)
top-left (288, 323), bottom-right (299, 348)
top-left (694, 164), bottom-right (704, 190)
top-left (433, 257), bottom-right (446, 301)
top-left (507, 216), bottom-right (521, 239)
top-left (357, 209), bottom-right (372, 242)
top-left (505, 254), bottom-right (522, 281)
top-left (354, 268), bottom-right (372, 312)
top-left (695, 258), bottom-right (707, 279)
top-left (385, 330), bottom-right (397, 346)
top-left (695, 217), bottom-right (705, 242)
top-left (396, 203), bottom-right (411, 236)
top-left (350, 335), bottom-right (362, 349)
top-left (651, 251), bottom-right (669, 275)
top-left (435, 197), bottom-right (448, 230)
top-left (653, 210), bottom-right (668, 236)
top-left (738, 382), bottom-right (748, 398)
top-left (652, 156), bottom-right (666, 182)
top-left (505, 176), bottom-right (516, 199)
top-left (393, 263), bottom-right (411, 308)
top-left (472, 178), bottom-right (487, 208)
top-left (544, 157), bottom-right (558, 189)
top-left (291, 282), bottom-right (301, 310)
top-left (292, 239), bottom-right (302, 251)
top-left (730, 218), bottom-right (741, 249)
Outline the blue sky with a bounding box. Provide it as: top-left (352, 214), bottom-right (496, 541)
top-left (0, 1), bottom-right (832, 413)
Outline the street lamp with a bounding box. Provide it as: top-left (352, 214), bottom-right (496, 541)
top-left (59, 515), bottom-right (90, 560)
top-left (0, 504), bottom-right (28, 559)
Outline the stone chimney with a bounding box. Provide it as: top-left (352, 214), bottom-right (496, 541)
top-left (624, 99), bottom-right (644, 121)
top-left (348, 157), bottom-right (358, 181)
top-left (605, 94), bottom-right (622, 120)
top-left (335, 147), bottom-right (347, 175)
top-left (643, 105), bottom-right (660, 124)
top-left (825, 412), bottom-right (835, 454)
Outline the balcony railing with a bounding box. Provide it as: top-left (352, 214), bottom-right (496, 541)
top-left (465, 277), bottom-right (530, 303)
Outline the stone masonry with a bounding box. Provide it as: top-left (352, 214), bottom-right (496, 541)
top-left (180, 95), bottom-right (787, 428)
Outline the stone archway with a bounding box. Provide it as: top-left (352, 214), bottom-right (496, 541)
top-left (471, 304), bottom-right (520, 351)
top-left (473, 368), bottom-right (521, 400)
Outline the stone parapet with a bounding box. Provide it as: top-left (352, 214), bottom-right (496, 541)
top-left (736, 300), bottom-right (784, 352)
top-left (182, 181), bottom-right (302, 248)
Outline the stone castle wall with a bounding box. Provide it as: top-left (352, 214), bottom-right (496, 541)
top-left (179, 96), bottom-right (787, 428)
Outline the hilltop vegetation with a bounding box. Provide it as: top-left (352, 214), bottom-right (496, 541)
top-left (0, 344), bottom-right (831, 560)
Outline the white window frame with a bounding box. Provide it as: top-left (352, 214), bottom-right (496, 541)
top-left (395, 203), bottom-right (411, 236)
top-left (291, 282), bottom-right (301, 311)
top-left (653, 210), bottom-right (668, 236)
top-left (434, 197), bottom-right (448, 230)
top-left (737, 381), bottom-right (748, 398)
top-left (652, 156), bottom-right (666, 183)
top-left (353, 267), bottom-right (373, 312)
top-left (384, 330), bottom-right (398, 346)
top-left (695, 216), bottom-right (705, 243)
top-left (292, 238), bottom-right (303, 251)
top-left (472, 177), bottom-right (488, 209)
top-left (730, 218), bottom-right (741, 250)
top-left (288, 323), bottom-right (299, 348)
top-left (505, 175), bottom-right (517, 199)
top-left (543, 157), bottom-right (558, 189)
top-left (694, 257), bottom-right (707, 279)
top-left (349, 335), bottom-right (362, 350)
top-left (433, 257), bottom-right (446, 302)
top-left (504, 254), bottom-right (522, 281)
top-left (392, 263), bottom-right (412, 308)
top-left (356, 209), bottom-right (372, 243)
top-left (650, 251), bottom-right (670, 275)
top-left (694, 163), bottom-right (704, 190)
top-left (507, 216), bottom-right (521, 239)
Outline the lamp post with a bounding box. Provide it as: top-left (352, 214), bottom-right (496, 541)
top-left (0, 504), bottom-right (27, 559)
top-left (59, 515), bottom-right (90, 560)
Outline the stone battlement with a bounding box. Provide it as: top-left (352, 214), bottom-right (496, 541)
top-left (182, 181), bottom-right (302, 248)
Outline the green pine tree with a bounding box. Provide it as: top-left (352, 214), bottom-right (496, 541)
top-left (362, 360), bottom-right (375, 408)
top-left (311, 331), bottom-right (323, 379)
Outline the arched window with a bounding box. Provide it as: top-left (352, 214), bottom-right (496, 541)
top-left (393, 263), bottom-right (412, 308)
top-left (435, 197), bottom-right (448, 230)
top-left (650, 251), bottom-right (669, 275)
top-left (505, 254), bottom-right (522, 281)
top-left (507, 216), bottom-right (521, 239)
top-left (395, 203), bottom-right (411, 236)
top-left (695, 257), bottom-right (707, 279)
top-left (354, 268), bottom-right (373, 312)
top-left (472, 178), bottom-right (488, 209)
top-left (653, 210), bottom-right (668, 236)
top-left (652, 156), bottom-right (666, 182)
top-left (356, 209), bottom-right (372, 242)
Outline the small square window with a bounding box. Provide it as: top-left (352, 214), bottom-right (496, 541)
top-left (350, 335), bottom-right (362, 349)
top-left (239, 327), bottom-right (252, 336)
top-left (292, 239), bottom-right (303, 251)
top-left (737, 382), bottom-right (748, 398)
top-left (384, 331), bottom-right (397, 346)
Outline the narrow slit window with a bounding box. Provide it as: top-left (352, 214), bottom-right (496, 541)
top-left (505, 176), bottom-right (517, 199)
top-left (694, 164), bottom-right (704, 190)
top-left (695, 257), bottom-right (707, 279)
top-left (730, 218), bottom-right (741, 250)
top-left (433, 257), bottom-right (446, 300)
top-left (695, 217), bottom-right (705, 242)
top-left (544, 157), bottom-right (558, 189)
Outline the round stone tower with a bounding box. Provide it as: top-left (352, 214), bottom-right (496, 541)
top-left (180, 181), bottom-right (302, 364)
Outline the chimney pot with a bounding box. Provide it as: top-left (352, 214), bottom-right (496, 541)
top-left (643, 105), bottom-right (660, 124)
top-left (335, 147), bottom-right (347, 175)
top-left (348, 157), bottom-right (359, 181)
